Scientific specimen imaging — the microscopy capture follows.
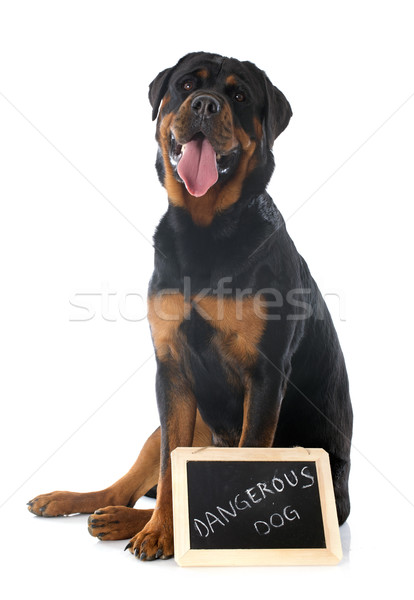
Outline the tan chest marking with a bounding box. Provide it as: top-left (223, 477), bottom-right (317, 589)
top-left (147, 293), bottom-right (266, 366)
top-left (194, 296), bottom-right (266, 366)
top-left (147, 293), bottom-right (190, 362)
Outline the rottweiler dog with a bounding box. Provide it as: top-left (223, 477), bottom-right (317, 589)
top-left (28, 52), bottom-right (353, 561)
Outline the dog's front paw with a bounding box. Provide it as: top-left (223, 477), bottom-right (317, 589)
top-left (27, 491), bottom-right (75, 517)
top-left (125, 515), bottom-right (174, 561)
top-left (88, 506), bottom-right (153, 540)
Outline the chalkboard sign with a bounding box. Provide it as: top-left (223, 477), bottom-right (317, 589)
top-left (171, 447), bottom-right (342, 566)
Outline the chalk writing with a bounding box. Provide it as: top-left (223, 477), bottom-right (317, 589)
top-left (254, 505), bottom-right (301, 535)
top-left (192, 465), bottom-right (315, 537)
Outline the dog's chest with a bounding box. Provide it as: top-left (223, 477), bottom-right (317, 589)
top-left (147, 292), bottom-right (265, 368)
top-left (148, 292), bottom-right (265, 441)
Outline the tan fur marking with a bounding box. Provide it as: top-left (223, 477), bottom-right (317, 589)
top-left (226, 74), bottom-right (237, 86)
top-left (196, 69), bottom-right (209, 79)
top-left (27, 427), bottom-right (163, 516)
top-left (239, 381), bottom-right (281, 448)
top-left (166, 388), bottom-right (197, 448)
top-left (128, 462), bottom-right (175, 558)
top-left (160, 94), bottom-right (171, 112)
top-left (88, 506), bottom-right (153, 541)
top-left (192, 295), bottom-right (266, 365)
top-left (158, 112), bottom-right (188, 207)
top-left (240, 378), bottom-right (253, 442)
top-left (215, 127), bottom-right (257, 216)
top-left (192, 410), bottom-right (213, 446)
top-left (148, 292), bottom-right (266, 366)
top-left (253, 116), bottom-right (263, 140)
top-left (147, 293), bottom-right (190, 361)
top-left (217, 103), bottom-right (239, 152)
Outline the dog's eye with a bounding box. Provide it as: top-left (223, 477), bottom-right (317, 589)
top-left (183, 81), bottom-right (194, 91)
top-left (234, 92), bottom-right (246, 102)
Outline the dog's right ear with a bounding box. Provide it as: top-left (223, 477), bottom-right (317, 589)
top-left (148, 67), bottom-right (174, 121)
top-left (261, 73), bottom-right (292, 149)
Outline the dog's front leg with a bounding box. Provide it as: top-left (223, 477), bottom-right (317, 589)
top-left (126, 359), bottom-right (196, 560)
top-left (238, 364), bottom-right (288, 448)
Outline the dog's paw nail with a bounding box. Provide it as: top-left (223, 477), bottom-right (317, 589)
top-left (124, 542), bottom-right (132, 551)
top-left (140, 552), bottom-right (147, 561)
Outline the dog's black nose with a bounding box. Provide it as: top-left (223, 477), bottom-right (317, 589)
top-left (191, 94), bottom-right (221, 117)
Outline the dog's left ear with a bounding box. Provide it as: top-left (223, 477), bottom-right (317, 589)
top-left (261, 72), bottom-right (292, 149)
top-left (148, 66), bottom-right (174, 121)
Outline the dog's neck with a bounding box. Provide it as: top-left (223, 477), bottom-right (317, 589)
top-left (152, 191), bottom-right (285, 292)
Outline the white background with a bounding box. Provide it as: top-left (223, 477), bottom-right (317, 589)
top-left (1, 0), bottom-right (413, 597)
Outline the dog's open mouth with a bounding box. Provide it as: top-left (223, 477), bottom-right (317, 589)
top-left (169, 132), bottom-right (239, 197)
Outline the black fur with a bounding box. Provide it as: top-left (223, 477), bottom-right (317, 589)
top-left (148, 52), bottom-right (352, 525)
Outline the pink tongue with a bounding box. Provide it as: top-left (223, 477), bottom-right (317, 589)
top-left (177, 136), bottom-right (218, 197)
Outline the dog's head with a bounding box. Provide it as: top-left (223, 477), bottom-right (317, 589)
top-left (149, 52), bottom-right (292, 225)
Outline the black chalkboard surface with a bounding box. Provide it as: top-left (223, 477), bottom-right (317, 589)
top-left (171, 447), bottom-right (342, 566)
top-left (187, 460), bottom-right (325, 550)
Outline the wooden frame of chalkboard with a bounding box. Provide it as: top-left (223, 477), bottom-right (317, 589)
top-left (171, 447), bottom-right (342, 567)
